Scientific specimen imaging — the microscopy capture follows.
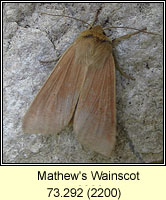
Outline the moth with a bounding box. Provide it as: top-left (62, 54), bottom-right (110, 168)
top-left (22, 9), bottom-right (158, 156)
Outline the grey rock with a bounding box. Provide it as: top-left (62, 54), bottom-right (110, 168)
top-left (3, 3), bottom-right (163, 163)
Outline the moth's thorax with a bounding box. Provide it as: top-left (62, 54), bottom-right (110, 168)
top-left (77, 25), bottom-right (111, 43)
top-left (74, 25), bottom-right (113, 67)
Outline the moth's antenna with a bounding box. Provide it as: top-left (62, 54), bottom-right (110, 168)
top-left (41, 12), bottom-right (90, 27)
top-left (89, 7), bottom-right (102, 28)
top-left (104, 26), bottom-right (160, 35)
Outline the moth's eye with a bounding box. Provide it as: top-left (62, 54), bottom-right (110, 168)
top-left (103, 31), bottom-right (106, 35)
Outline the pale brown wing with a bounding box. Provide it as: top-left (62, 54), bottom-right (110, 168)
top-left (23, 43), bottom-right (86, 134)
top-left (73, 54), bottom-right (116, 156)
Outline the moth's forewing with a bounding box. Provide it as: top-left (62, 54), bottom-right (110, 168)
top-left (73, 29), bottom-right (116, 156)
top-left (23, 44), bottom-right (87, 134)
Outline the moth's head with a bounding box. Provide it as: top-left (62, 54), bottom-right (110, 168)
top-left (90, 25), bottom-right (106, 35)
top-left (77, 25), bottom-right (110, 42)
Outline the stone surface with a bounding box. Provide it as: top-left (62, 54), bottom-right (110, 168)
top-left (3, 3), bottom-right (163, 163)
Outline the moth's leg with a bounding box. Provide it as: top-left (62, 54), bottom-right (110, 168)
top-left (39, 56), bottom-right (60, 64)
top-left (113, 52), bottom-right (135, 80)
top-left (112, 28), bottom-right (146, 46)
top-left (112, 28), bottom-right (147, 79)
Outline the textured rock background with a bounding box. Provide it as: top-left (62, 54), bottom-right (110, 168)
top-left (3, 3), bottom-right (163, 163)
